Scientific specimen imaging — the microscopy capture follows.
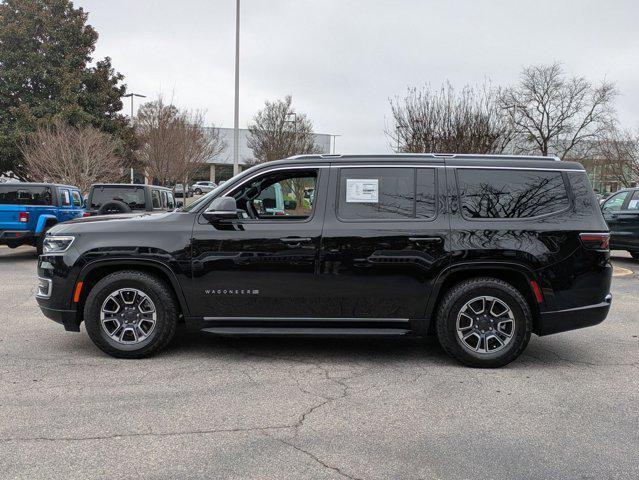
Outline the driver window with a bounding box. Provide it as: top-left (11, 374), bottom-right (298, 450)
top-left (602, 191), bottom-right (628, 212)
top-left (233, 169), bottom-right (318, 220)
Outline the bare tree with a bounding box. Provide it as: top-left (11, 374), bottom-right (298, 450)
top-left (499, 63), bottom-right (617, 159)
top-left (388, 82), bottom-right (516, 154)
top-left (247, 95), bottom-right (319, 209)
top-left (591, 129), bottom-right (639, 189)
top-left (136, 96), bottom-right (225, 187)
top-left (247, 95), bottom-right (319, 162)
top-left (21, 120), bottom-right (124, 193)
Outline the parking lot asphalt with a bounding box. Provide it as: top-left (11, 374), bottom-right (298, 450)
top-left (0, 245), bottom-right (637, 480)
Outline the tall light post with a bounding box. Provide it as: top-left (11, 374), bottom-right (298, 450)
top-left (123, 92), bottom-right (146, 183)
top-left (233, 0), bottom-right (240, 176)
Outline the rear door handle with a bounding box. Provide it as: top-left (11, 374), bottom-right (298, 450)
top-left (280, 237), bottom-right (312, 247)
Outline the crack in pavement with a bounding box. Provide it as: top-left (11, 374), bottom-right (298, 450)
top-left (270, 435), bottom-right (365, 480)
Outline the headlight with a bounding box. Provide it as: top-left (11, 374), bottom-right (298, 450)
top-left (43, 235), bottom-right (75, 254)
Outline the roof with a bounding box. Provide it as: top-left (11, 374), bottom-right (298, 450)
top-left (0, 182), bottom-right (81, 189)
top-left (90, 183), bottom-right (171, 190)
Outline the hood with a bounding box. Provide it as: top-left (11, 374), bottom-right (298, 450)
top-left (49, 211), bottom-right (177, 235)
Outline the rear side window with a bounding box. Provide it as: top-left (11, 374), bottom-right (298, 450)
top-left (338, 167), bottom-right (436, 220)
top-left (0, 185), bottom-right (52, 205)
top-left (90, 186), bottom-right (146, 210)
top-left (457, 169), bottom-right (569, 219)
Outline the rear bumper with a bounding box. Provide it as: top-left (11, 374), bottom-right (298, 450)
top-left (0, 230), bottom-right (34, 245)
top-left (536, 294), bottom-right (612, 336)
top-left (37, 303), bottom-right (80, 332)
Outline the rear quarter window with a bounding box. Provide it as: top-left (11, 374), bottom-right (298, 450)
top-left (0, 185), bottom-right (52, 205)
top-left (457, 169), bottom-right (569, 219)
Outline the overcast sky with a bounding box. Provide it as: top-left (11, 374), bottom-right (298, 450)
top-left (77, 0), bottom-right (639, 153)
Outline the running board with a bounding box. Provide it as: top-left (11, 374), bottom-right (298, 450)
top-left (200, 327), bottom-right (411, 337)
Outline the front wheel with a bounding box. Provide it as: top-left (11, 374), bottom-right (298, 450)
top-left (84, 271), bottom-right (178, 358)
top-left (194, 188), bottom-right (202, 195)
top-left (436, 277), bottom-right (532, 368)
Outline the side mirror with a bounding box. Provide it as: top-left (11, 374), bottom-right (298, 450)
top-left (202, 197), bottom-right (238, 223)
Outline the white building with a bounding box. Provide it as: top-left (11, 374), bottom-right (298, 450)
top-left (198, 127), bottom-right (335, 183)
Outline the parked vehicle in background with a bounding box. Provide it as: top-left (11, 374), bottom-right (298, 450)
top-left (174, 184), bottom-right (192, 198)
top-left (36, 153), bottom-right (611, 368)
top-left (601, 187), bottom-right (639, 258)
top-left (192, 181), bottom-right (217, 195)
top-left (85, 184), bottom-right (177, 216)
top-left (0, 183), bottom-right (84, 253)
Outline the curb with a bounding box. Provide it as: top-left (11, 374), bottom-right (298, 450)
top-left (613, 266), bottom-right (633, 277)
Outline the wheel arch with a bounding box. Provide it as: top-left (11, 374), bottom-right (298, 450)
top-left (425, 262), bottom-right (541, 335)
top-left (35, 214), bottom-right (57, 234)
top-left (74, 259), bottom-right (190, 323)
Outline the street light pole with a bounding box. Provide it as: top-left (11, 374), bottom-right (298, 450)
top-left (233, 0), bottom-right (240, 176)
top-left (123, 92), bottom-right (146, 183)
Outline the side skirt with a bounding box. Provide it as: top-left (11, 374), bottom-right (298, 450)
top-left (184, 316), bottom-right (421, 337)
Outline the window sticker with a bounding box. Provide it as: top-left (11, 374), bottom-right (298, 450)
top-left (346, 179), bottom-right (378, 203)
top-left (628, 199), bottom-right (639, 210)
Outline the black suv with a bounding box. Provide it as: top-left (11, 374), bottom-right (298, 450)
top-left (36, 154), bottom-right (612, 367)
top-left (85, 184), bottom-right (177, 216)
top-left (600, 187), bottom-right (639, 258)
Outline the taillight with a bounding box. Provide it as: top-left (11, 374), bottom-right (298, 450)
top-left (579, 233), bottom-right (610, 250)
top-left (82, 212), bottom-right (91, 217)
top-left (18, 212), bottom-right (29, 223)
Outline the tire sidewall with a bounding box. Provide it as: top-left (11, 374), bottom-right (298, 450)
top-left (438, 280), bottom-right (531, 367)
top-left (84, 274), bottom-right (173, 356)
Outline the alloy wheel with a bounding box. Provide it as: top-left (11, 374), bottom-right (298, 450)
top-left (456, 295), bottom-right (515, 354)
top-left (100, 288), bottom-right (157, 344)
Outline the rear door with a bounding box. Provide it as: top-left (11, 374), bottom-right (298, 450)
top-left (318, 163), bottom-right (450, 321)
top-left (57, 188), bottom-right (76, 223)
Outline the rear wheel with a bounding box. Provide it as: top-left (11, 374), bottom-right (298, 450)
top-left (194, 188), bottom-right (202, 195)
top-left (436, 277), bottom-right (532, 368)
top-left (84, 271), bottom-right (178, 358)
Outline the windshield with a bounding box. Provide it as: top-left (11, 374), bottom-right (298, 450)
top-left (90, 186), bottom-right (146, 210)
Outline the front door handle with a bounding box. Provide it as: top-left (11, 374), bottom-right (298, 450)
top-left (408, 237), bottom-right (442, 243)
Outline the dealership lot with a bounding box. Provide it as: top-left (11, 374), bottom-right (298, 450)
top-left (0, 245), bottom-right (637, 480)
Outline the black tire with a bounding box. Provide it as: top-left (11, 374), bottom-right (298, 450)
top-left (629, 251), bottom-right (639, 260)
top-left (84, 270), bottom-right (178, 358)
top-left (97, 200), bottom-right (131, 215)
top-left (436, 277), bottom-right (532, 368)
top-left (194, 188), bottom-right (202, 195)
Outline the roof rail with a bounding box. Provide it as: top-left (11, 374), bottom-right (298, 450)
top-left (286, 153), bottom-right (561, 161)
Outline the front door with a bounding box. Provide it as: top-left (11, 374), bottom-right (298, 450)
top-left (318, 164), bottom-right (450, 321)
top-left (188, 166), bottom-right (328, 318)
top-left (602, 190), bottom-right (632, 248)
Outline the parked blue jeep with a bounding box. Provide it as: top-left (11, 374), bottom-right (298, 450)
top-left (0, 183), bottom-right (85, 254)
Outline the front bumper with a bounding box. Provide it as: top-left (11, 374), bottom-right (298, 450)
top-left (0, 230), bottom-right (33, 245)
top-left (536, 294), bottom-right (612, 336)
top-left (37, 303), bottom-right (80, 332)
